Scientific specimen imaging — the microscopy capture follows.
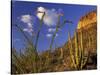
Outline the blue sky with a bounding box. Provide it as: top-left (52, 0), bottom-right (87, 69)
top-left (12, 1), bottom-right (96, 52)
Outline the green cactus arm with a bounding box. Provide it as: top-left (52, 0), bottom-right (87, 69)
top-left (74, 31), bottom-right (80, 68)
top-left (80, 30), bottom-right (85, 69)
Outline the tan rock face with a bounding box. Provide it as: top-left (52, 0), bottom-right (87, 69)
top-left (77, 11), bottom-right (97, 29)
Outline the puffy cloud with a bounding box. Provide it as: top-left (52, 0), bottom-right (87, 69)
top-left (20, 15), bottom-right (33, 28)
top-left (37, 7), bottom-right (46, 20)
top-left (37, 6), bottom-right (46, 12)
top-left (20, 15), bottom-right (32, 23)
top-left (37, 7), bottom-right (59, 26)
top-left (20, 14), bottom-right (34, 35)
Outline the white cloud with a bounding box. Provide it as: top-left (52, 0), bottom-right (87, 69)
top-left (37, 7), bottom-right (46, 20)
top-left (46, 34), bottom-right (52, 38)
top-left (23, 28), bottom-right (33, 35)
top-left (48, 28), bottom-right (62, 32)
top-left (48, 28), bottom-right (56, 32)
top-left (20, 15), bottom-right (32, 23)
top-left (23, 28), bottom-right (33, 32)
top-left (20, 14), bottom-right (34, 35)
top-left (37, 7), bottom-right (46, 12)
top-left (37, 7), bottom-right (58, 26)
top-left (46, 33), bottom-right (58, 38)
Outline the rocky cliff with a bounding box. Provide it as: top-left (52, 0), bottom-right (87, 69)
top-left (77, 10), bottom-right (97, 30)
top-left (77, 10), bottom-right (97, 54)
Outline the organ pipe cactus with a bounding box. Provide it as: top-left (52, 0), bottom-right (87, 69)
top-left (68, 30), bottom-right (90, 70)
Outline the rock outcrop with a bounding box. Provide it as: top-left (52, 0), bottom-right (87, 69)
top-left (77, 10), bottom-right (97, 30)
